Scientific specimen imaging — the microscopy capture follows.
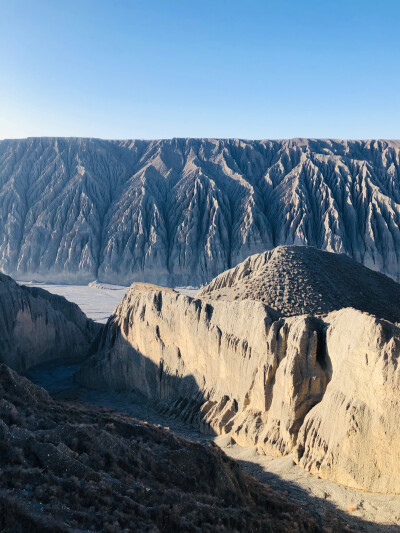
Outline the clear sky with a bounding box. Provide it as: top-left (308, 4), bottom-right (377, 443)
top-left (1, 0), bottom-right (399, 140)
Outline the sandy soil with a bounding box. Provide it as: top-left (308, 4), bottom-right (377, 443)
top-left (27, 361), bottom-right (400, 533)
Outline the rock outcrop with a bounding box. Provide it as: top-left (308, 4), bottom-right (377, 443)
top-left (0, 273), bottom-right (100, 372)
top-left (77, 284), bottom-right (330, 459)
top-left (198, 245), bottom-right (400, 322)
top-left (77, 251), bottom-right (400, 494)
top-left (296, 309), bottom-right (400, 494)
top-left (1, 137), bottom-right (400, 285)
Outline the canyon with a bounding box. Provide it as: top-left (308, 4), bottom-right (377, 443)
top-left (77, 246), bottom-right (400, 495)
top-left (2, 136), bottom-right (400, 526)
top-left (1, 244), bottom-right (400, 530)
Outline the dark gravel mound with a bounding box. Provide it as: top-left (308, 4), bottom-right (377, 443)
top-left (199, 245), bottom-right (400, 322)
top-left (0, 364), bottom-right (319, 533)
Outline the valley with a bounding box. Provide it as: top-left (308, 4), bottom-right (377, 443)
top-left (1, 241), bottom-right (400, 531)
top-left (2, 0), bottom-right (398, 529)
top-left (14, 246), bottom-right (400, 532)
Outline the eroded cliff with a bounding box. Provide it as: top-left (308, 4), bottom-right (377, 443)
top-left (2, 137), bottom-right (400, 285)
top-left (296, 309), bottom-right (400, 494)
top-left (0, 273), bottom-right (100, 372)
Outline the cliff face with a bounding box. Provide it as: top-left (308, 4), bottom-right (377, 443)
top-left (77, 283), bottom-right (400, 494)
top-left (296, 309), bottom-right (400, 495)
top-left (77, 284), bottom-right (328, 454)
top-left (0, 273), bottom-right (100, 372)
top-left (1, 137), bottom-right (400, 285)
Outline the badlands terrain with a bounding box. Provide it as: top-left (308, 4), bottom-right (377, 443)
top-left (0, 272), bottom-right (100, 372)
top-left (77, 246), bottom-right (400, 496)
top-left (1, 137), bottom-right (400, 286)
top-left (1, 245), bottom-right (399, 531)
top-left (0, 271), bottom-right (323, 532)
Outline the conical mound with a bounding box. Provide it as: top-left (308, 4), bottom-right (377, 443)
top-left (198, 245), bottom-right (400, 322)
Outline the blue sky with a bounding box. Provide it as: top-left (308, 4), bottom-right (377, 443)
top-left (1, 0), bottom-right (399, 140)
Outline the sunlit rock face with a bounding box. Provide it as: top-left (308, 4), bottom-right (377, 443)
top-left (77, 283), bottom-right (328, 459)
top-left (296, 308), bottom-right (400, 495)
top-left (77, 246), bottom-right (400, 494)
top-left (1, 137), bottom-right (400, 285)
top-left (0, 273), bottom-right (100, 372)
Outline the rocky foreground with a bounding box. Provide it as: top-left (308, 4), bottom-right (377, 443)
top-left (78, 246), bottom-right (400, 495)
top-left (2, 137), bottom-right (400, 286)
top-left (0, 364), bottom-right (320, 533)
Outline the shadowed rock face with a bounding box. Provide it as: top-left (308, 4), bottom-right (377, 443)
top-left (1, 137), bottom-right (400, 285)
top-left (0, 273), bottom-right (100, 372)
top-left (78, 249), bottom-right (400, 494)
top-left (198, 244), bottom-right (400, 322)
top-left (0, 364), bottom-right (320, 533)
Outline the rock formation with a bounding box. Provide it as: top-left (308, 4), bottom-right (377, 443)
top-left (0, 363), bottom-right (320, 533)
top-left (1, 137), bottom-right (400, 285)
top-left (0, 272), bottom-right (100, 372)
top-left (198, 244), bottom-right (400, 322)
top-left (77, 248), bottom-right (400, 494)
top-left (296, 309), bottom-right (400, 494)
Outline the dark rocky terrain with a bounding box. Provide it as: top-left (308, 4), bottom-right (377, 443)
top-left (0, 364), bottom-right (320, 533)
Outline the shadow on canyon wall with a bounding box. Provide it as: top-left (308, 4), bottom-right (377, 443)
top-left (77, 322), bottom-right (219, 435)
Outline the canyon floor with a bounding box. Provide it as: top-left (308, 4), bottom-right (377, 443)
top-left (24, 282), bottom-right (400, 532)
top-left (18, 281), bottom-right (199, 323)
